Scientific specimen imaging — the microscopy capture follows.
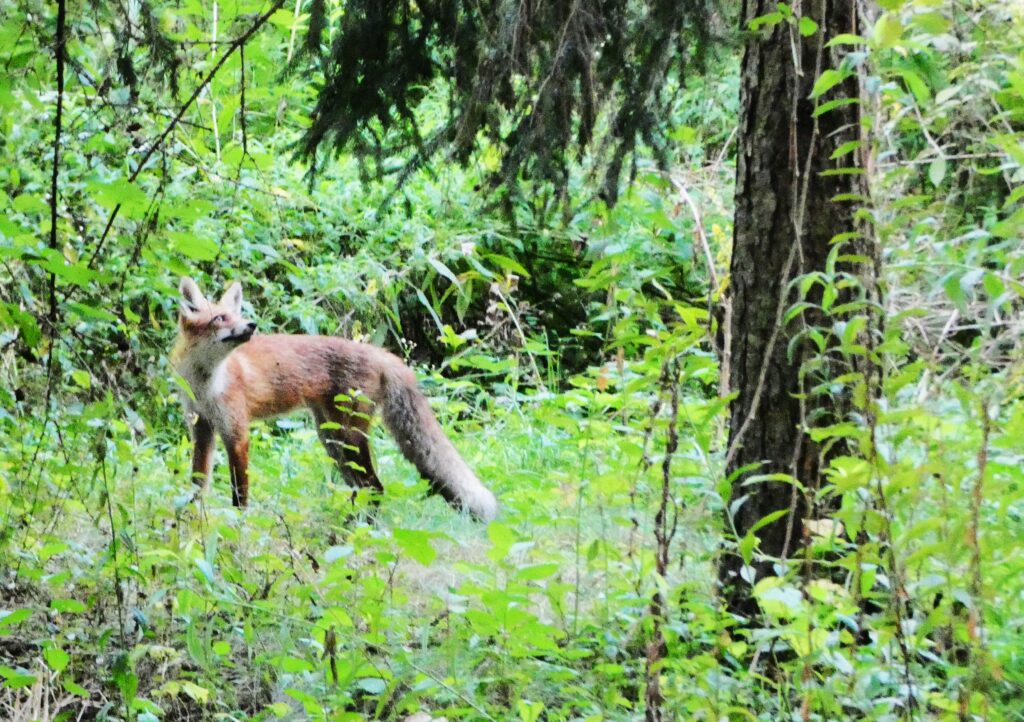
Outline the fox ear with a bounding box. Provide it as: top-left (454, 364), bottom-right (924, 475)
top-left (179, 276), bottom-right (206, 318)
top-left (220, 281), bottom-right (243, 315)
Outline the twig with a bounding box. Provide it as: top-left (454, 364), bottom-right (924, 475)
top-left (47, 0), bottom-right (67, 329)
top-left (285, 0), bottom-right (304, 63)
top-left (966, 402), bottom-right (991, 661)
top-left (91, 0), bottom-right (287, 256)
top-left (240, 42), bottom-right (249, 156)
top-left (209, 0), bottom-right (222, 163)
top-left (669, 174), bottom-right (732, 398)
top-left (488, 282), bottom-right (547, 392)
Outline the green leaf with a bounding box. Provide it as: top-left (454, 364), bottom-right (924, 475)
top-left (63, 679), bottom-right (90, 697)
top-left (167, 231), bottom-right (220, 261)
top-left (0, 608), bottom-right (32, 628)
top-left (826, 33), bottom-right (865, 47)
top-left (830, 140), bottom-right (861, 160)
top-left (812, 97), bottom-right (860, 118)
top-left (181, 681), bottom-right (210, 704)
top-left (982, 272), bottom-right (1005, 301)
top-left (34, 255), bottom-right (101, 287)
top-left (899, 69), bottom-right (931, 104)
top-left (670, 125), bottom-right (698, 143)
top-left (0, 666), bottom-right (36, 689)
top-left (515, 563), bottom-right (560, 581)
top-left (873, 13), bottom-right (903, 49)
top-left (739, 532), bottom-right (757, 565)
top-left (393, 528), bottom-right (437, 566)
top-left (265, 703), bottom-right (291, 718)
top-left (810, 69), bottom-right (850, 99)
top-left (750, 509), bottom-right (791, 534)
top-left (50, 598), bottom-right (86, 613)
top-left (274, 656), bottom-right (315, 673)
top-left (754, 579), bottom-right (805, 619)
top-left (44, 646), bottom-right (70, 674)
top-left (427, 256), bottom-right (461, 288)
top-left (356, 677), bottom-right (387, 694)
top-left (112, 654), bottom-right (138, 704)
top-left (943, 273), bottom-right (967, 310)
top-left (68, 301), bottom-right (119, 323)
top-left (487, 522), bottom-right (515, 562)
top-left (928, 158), bottom-right (947, 187)
top-left (748, 11), bottom-right (783, 32)
top-left (12, 193), bottom-right (47, 215)
top-left (87, 179), bottom-right (149, 215)
top-left (913, 11), bottom-right (949, 35)
top-left (485, 253), bottom-right (530, 278)
top-left (798, 16), bottom-right (818, 37)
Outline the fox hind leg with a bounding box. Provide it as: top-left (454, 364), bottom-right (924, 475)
top-left (312, 403), bottom-right (383, 498)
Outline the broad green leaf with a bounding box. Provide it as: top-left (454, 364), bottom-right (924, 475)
top-left (487, 522), bottom-right (515, 561)
top-left (899, 69), bottom-right (931, 104)
top-left (428, 256), bottom-right (461, 288)
top-left (515, 563), bottom-right (560, 581)
top-left (826, 33), bottom-right (865, 47)
top-left (798, 16), bottom-right (818, 37)
top-left (50, 599), bottom-right (86, 613)
top-left (356, 677), bottom-right (387, 694)
top-left (63, 679), bottom-right (89, 697)
top-left (68, 301), bottom-right (119, 323)
top-left (0, 666), bottom-right (36, 689)
top-left (913, 11), bottom-right (950, 35)
top-left (810, 69), bottom-right (850, 99)
top-left (830, 140), bottom-right (861, 160)
top-left (392, 528), bottom-right (437, 566)
top-left (88, 179), bottom-right (149, 215)
top-left (873, 13), bottom-right (903, 49)
top-left (167, 231), bottom-right (220, 261)
top-left (0, 609), bottom-right (31, 628)
top-left (44, 646), bottom-right (70, 674)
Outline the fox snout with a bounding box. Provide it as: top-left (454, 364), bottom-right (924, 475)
top-left (224, 320), bottom-right (257, 344)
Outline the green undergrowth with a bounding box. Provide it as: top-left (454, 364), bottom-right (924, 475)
top-left (0, 357), bottom-right (725, 720)
top-left (5, 351), bottom-right (1024, 720)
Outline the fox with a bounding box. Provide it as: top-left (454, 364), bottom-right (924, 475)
top-left (170, 276), bottom-right (498, 521)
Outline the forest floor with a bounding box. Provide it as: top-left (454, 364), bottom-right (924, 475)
top-left (2, 385), bottom-right (721, 720)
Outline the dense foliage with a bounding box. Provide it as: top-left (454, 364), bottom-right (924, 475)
top-left (296, 0), bottom-right (715, 205)
top-left (0, 1), bottom-right (1022, 720)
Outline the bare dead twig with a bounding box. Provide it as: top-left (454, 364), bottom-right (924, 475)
top-left (669, 174), bottom-right (733, 398)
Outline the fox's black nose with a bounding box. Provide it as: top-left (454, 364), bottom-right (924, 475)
top-left (246, 321), bottom-right (257, 332)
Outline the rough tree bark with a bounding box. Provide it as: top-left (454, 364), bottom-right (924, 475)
top-left (719, 1), bottom-right (874, 619)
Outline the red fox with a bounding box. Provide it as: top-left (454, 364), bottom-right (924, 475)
top-left (171, 277), bottom-right (498, 521)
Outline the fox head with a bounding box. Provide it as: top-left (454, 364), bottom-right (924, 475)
top-left (176, 277), bottom-right (257, 368)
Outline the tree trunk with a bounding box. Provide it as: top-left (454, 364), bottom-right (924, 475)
top-left (719, 1), bottom-right (873, 619)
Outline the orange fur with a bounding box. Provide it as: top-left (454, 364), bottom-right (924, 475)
top-left (171, 277), bottom-right (498, 520)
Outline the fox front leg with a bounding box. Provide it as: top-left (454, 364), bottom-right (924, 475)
top-left (191, 416), bottom-right (215, 490)
top-left (223, 431), bottom-right (251, 508)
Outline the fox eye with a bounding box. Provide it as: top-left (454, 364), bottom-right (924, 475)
top-left (213, 314), bottom-right (226, 323)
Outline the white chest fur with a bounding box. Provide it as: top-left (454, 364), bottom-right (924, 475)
top-left (181, 355), bottom-right (246, 434)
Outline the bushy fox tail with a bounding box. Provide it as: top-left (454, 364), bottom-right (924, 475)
top-left (378, 365), bottom-right (498, 522)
